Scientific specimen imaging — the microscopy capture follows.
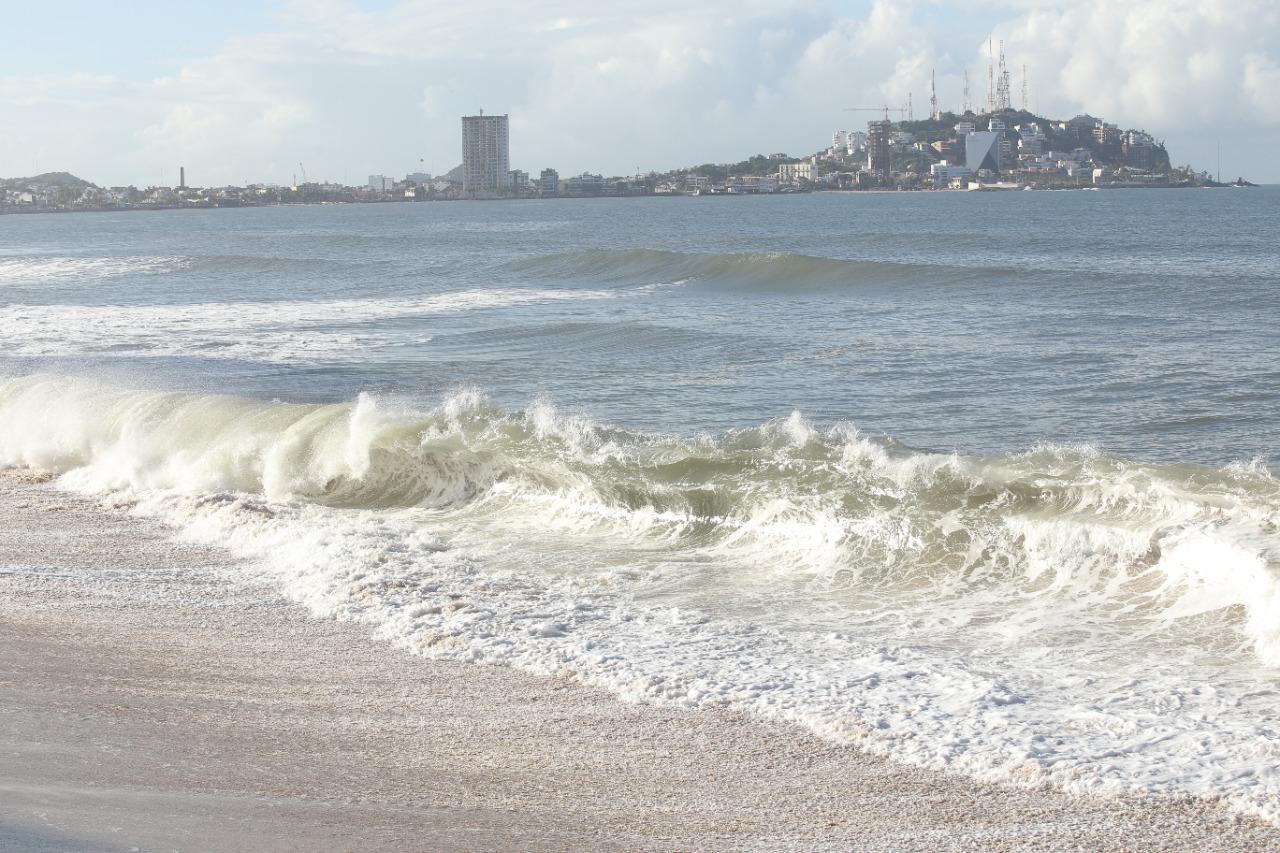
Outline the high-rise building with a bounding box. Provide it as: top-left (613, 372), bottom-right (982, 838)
top-left (866, 120), bottom-right (893, 180)
top-left (461, 112), bottom-right (511, 197)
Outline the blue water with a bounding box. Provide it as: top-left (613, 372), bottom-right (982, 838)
top-left (4, 188), bottom-right (1277, 465)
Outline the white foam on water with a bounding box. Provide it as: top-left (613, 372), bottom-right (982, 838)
top-left (1, 288), bottom-right (613, 363)
top-left (0, 255), bottom-right (192, 283)
top-left (2, 374), bottom-right (1279, 823)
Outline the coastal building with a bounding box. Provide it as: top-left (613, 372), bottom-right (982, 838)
top-left (566, 173), bottom-right (604, 196)
top-left (778, 162), bottom-right (812, 184)
top-left (1093, 122), bottom-right (1120, 146)
top-left (510, 169), bottom-right (529, 193)
top-left (965, 131), bottom-right (1001, 174)
top-left (727, 175), bottom-right (778, 193)
top-left (461, 112), bottom-right (511, 197)
top-left (1016, 124), bottom-right (1046, 156)
top-left (1122, 131), bottom-right (1156, 169)
top-left (367, 174), bottom-right (394, 192)
top-left (866, 120), bottom-right (893, 179)
top-left (930, 161), bottom-right (971, 186)
top-left (954, 121), bottom-right (975, 135)
top-left (539, 168), bottom-right (559, 196)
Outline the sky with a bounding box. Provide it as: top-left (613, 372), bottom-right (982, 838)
top-left (2, 0), bottom-right (1277, 186)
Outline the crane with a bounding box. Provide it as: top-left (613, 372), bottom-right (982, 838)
top-left (298, 162), bottom-right (308, 184)
top-left (844, 105), bottom-right (909, 122)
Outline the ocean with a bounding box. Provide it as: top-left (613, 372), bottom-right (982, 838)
top-left (2, 189), bottom-right (1279, 819)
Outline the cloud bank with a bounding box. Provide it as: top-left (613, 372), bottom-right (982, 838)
top-left (1, 0), bottom-right (1276, 185)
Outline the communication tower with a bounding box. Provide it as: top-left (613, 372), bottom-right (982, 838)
top-left (987, 39), bottom-right (995, 113)
top-left (930, 70), bottom-right (940, 121)
top-left (996, 41), bottom-right (1012, 111)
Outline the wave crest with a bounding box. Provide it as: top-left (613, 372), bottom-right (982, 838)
top-left (510, 248), bottom-right (996, 291)
top-left (2, 373), bottom-right (1278, 667)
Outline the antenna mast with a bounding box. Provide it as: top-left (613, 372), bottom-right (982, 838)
top-left (996, 41), bottom-right (1012, 111)
top-left (987, 39), bottom-right (995, 113)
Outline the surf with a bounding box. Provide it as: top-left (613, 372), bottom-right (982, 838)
top-left (4, 372), bottom-right (1280, 822)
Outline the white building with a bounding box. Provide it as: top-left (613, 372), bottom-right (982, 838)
top-left (461, 112), bottom-right (511, 196)
top-left (954, 121), bottom-right (976, 135)
top-left (778, 162), bottom-right (812, 184)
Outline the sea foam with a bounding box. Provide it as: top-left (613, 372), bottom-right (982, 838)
top-left (0, 288), bottom-right (613, 363)
top-left (2, 373), bottom-right (1279, 822)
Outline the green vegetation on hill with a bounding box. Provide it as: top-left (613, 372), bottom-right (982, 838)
top-left (0, 172), bottom-right (98, 190)
top-left (674, 154), bottom-right (803, 182)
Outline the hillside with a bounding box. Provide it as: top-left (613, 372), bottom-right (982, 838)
top-left (896, 109), bottom-right (1172, 173)
top-left (0, 172), bottom-right (98, 190)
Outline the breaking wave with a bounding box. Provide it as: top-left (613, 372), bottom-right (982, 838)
top-left (0, 288), bottom-right (614, 363)
top-left (0, 255), bottom-right (191, 283)
top-left (3, 372), bottom-right (1280, 821)
top-left (3, 372), bottom-right (1276, 664)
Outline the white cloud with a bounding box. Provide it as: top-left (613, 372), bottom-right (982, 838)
top-left (989, 0), bottom-right (1280, 130)
top-left (1, 0), bottom-right (1277, 185)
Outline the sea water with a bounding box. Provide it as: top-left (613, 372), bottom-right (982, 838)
top-left (2, 189), bottom-right (1278, 819)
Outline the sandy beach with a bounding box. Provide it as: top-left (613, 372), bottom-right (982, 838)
top-left (1, 468), bottom-right (1276, 852)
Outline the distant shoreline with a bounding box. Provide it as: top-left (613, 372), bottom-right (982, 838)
top-left (1, 183), bottom-right (1261, 217)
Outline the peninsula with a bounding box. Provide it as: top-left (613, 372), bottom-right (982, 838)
top-left (0, 108), bottom-right (1250, 214)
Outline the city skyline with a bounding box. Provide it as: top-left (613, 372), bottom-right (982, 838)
top-left (2, 1), bottom-right (1278, 185)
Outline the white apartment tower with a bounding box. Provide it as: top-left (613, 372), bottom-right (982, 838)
top-left (461, 112), bottom-right (511, 196)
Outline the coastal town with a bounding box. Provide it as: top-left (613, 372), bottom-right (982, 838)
top-left (0, 104), bottom-right (1247, 214)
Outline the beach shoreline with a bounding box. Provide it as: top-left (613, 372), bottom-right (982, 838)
top-left (1, 467), bottom-right (1275, 852)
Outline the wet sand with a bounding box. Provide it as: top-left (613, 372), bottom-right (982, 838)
top-left (1, 469), bottom-right (1273, 852)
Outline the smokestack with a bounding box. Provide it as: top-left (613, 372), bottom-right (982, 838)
top-left (179, 166), bottom-right (186, 189)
